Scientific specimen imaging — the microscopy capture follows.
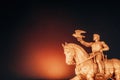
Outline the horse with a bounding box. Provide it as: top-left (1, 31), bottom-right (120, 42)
top-left (62, 42), bottom-right (120, 80)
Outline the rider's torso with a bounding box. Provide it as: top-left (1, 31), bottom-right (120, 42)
top-left (91, 42), bottom-right (103, 52)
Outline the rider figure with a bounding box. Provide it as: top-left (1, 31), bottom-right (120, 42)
top-left (73, 30), bottom-right (109, 74)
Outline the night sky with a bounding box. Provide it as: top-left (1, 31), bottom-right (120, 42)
top-left (1, 1), bottom-right (120, 80)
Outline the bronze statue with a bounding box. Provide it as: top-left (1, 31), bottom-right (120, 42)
top-left (73, 30), bottom-right (109, 74)
top-left (62, 29), bottom-right (120, 80)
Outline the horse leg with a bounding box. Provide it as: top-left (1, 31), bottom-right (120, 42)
top-left (104, 67), bottom-right (114, 79)
top-left (115, 72), bottom-right (120, 80)
top-left (86, 73), bottom-right (94, 80)
top-left (70, 75), bottom-right (82, 80)
top-left (114, 65), bottom-right (120, 80)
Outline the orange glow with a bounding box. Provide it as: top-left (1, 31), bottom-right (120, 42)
top-left (12, 45), bottom-right (75, 79)
top-left (10, 15), bottom-right (75, 79)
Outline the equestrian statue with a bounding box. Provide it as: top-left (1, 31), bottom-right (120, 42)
top-left (62, 30), bottom-right (120, 80)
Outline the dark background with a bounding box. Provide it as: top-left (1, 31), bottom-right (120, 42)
top-left (1, 1), bottom-right (120, 80)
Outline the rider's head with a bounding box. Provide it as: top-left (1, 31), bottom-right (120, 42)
top-left (93, 34), bottom-right (100, 41)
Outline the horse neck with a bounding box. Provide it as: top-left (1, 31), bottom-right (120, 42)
top-left (73, 45), bottom-right (89, 65)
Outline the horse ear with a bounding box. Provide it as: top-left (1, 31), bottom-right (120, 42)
top-left (62, 43), bottom-right (65, 48)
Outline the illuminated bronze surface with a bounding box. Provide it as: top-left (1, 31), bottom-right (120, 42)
top-left (62, 30), bottom-right (120, 80)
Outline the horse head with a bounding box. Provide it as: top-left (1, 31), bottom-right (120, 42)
top-left (62, 42), bottom-right (89, 65)
top-left (62, 42), bottom-right (75, 65)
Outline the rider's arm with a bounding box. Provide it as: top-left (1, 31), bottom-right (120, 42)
top-left (101, 41), bottom-right (109, 51)
top-left (77, 37), bottom-right (92, 47)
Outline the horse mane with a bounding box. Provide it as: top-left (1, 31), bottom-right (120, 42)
top-left (67, 43), bottom-right (89, 58)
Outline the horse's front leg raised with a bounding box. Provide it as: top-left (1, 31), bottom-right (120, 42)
top-left (115, 72), bottom-right (120, 80)
top-left (86, 73), bottom-right (94, 80)
top-left (70, 75), bottom-right (82, 80)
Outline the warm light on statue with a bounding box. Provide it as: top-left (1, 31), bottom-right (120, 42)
top-left (62, 29), bottom-right (120, 80)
